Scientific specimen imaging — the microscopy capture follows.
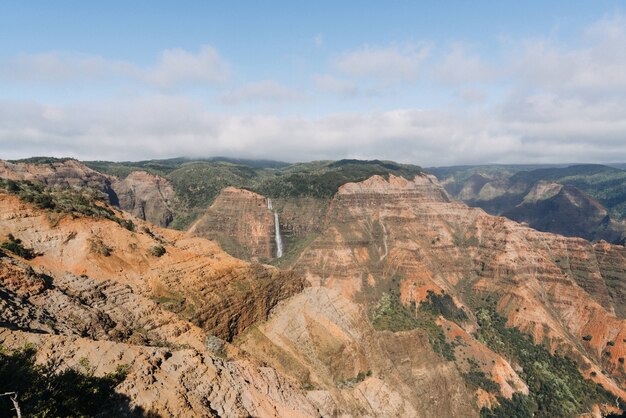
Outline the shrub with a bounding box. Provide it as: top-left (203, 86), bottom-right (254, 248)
top-left (371, 293), bottom-right (419, 332)
top-left (149, 245), bottom-right (166, 257)
top-left (1, 234), bottom-right (35, 259)
top-left (582, 335), bottom-right (592, 341)
top-left (89, 238), bottom-right (112, 257)
top-left (1, 179), bottom-right (138, 232)
top-left (420, 290), bottom-right (468, 323)
top-left (117, 218), bottom-right (135, 231)
top-left (337, 370), bottom-right (373, 388)
top-left (475, 306), bottom-right (615, 417)
top-left (0, 345), bottom-right (134, 417)
top-left (371, 292), bottom-right (457, 361)
top-left (205, 335), bottom-right (226, 357)
top-left (463, 360), bottom-right (500, 393)
top-left (480, 393), bottom-right (535, 418)
top-left (6, 180), bottom-right (19, 193)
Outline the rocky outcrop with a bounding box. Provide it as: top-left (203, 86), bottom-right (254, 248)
top-left (187, 187), bottom-right (275, 260)
top-left (0, 160), bottom-right (179, 227)
top-left (0, 191), bottom-right (313, 417)
top-left (112, 171), bottom-right (177, 227)
top-left (0, 159), bottom-right (118, 202)
top-left (0, 329), bottom-right (322, 418)
top-left (188, 187), bottom-right (328, 262)
top-left (240, 286), bottom-right (477, 417)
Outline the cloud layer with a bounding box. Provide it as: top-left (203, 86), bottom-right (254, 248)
top-left (0, 46), bottom-right (230, 88)
top-left (2, 14), bottom-right (626, 165)
top-left (334, 43), bottom-right (431, 83)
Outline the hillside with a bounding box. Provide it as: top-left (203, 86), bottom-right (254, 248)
top-left (432, 164), bottom-right (626, 244)
top-left (1, 159), bottom-right (626, 417)
top-left (225, 174), bottom-right (626, 416)
top-left (83, 158), bottom-right (423, 229)
top-left (0, 185), bottom-right (315, 417)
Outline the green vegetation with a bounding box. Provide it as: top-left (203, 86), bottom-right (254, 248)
top-left (166, 161), bottom-right (260, 209)
top-left (420, 290), bottom-right (468, 323)
top-left (149, 244), bottom-right (166, 257)
top-left (1, 234), bottom-right (35, 259)
top-left (8, 156), bottom-right (74, 165)
top-left (511, 164), bottom-right (626, 219)
top-left (463, 358), bottom-right (500, 393)
top-left (0, 344), bottom-right (140, 417)
top-left (480, 393), bottom-right (536, 418)
top-left (464, 368), bottom-right (500, 393)
top-left (474, 306), bottom-right (616, 418)
top-left (414, 305), bottom-right (457, 361)
top-left (270, 231), bottom-right (319, 268)
top-left (371, 292), bottom-right (419, 332)
top-left (84, 158), bottom-right (423, 229)
top-left (255, 159), bottom-right (423, 199)
top-left (370, 292), bottom-right (456, 361)
top-left (89, 238), bottom-right (113, 257)
top-left (0, 179), bottom-right (135, 230)
top-left (434, 164), bottom-right (626, 220)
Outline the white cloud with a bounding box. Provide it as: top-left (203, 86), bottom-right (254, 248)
top-left (144, 46), bottom-right (230, 88)
top-left (0, 52), bottom-right (136, 83)
top-left (314, 34), bottom-right (324, 47)
top-left (511, 15), bottom-right (626, 95)
top-left (219, 80), bottom-right (304, 105)
top-left (436, 44), bottom-right (495, 85)
top-left (0, 45), bottom-right (230, 88)
top-left (313, 74), bottom-right (358, 97)
top-left (455, 88), bottom-right (488, 104)
top-left (2, 93), bottom-right (626, 165)
top-left (334, 43), bottom-right (431, 82)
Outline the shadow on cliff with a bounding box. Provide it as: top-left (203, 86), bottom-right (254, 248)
top-left (0, 344), bottom-right (164, 417)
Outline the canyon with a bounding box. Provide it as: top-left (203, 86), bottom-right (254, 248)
top-left (1, 158), bottom-right (626, 417)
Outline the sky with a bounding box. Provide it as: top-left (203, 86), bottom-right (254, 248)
top-left (2, 1), bottom-right (626, 166)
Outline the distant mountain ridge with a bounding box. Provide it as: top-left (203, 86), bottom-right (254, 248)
top-left (431, 163), bottom-right (626, 244)
top-left (3, 157), bottom-right (626, 245)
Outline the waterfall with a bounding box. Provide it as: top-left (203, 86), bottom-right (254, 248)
top-left (274, 211), bottom-right (284, 258)
top-left (268, 198), bottom-right (283, 258)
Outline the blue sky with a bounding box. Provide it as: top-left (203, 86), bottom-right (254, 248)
top-left (1, 1), bottom-right (626, 164)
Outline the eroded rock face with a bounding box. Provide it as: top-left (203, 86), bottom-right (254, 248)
top-left (188, 187), bottom-right (275, 260)
top-left (188, 187), bottom-right (328, 262)
top-left (240, 287), bottom-right (477, 418)
top-left (0, 329), bottom-right (322, 418)
top-left (0, 159), bottom-right (118, 202)
top-left (112, 171), bottom-right (177, 227)
top-left (280, 174), bottom-right (626, 404)
top-left (2, 170), bottom-right (626, 416)
top-left (0, 192), bottom-right (313, 417)
top-left (0, 160), bottom-right (179, 227)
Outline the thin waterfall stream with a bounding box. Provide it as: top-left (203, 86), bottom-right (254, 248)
top-left (274, 211), bottom-right (284, 258)
top-left (267, 199), bottom-right (283, 258)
